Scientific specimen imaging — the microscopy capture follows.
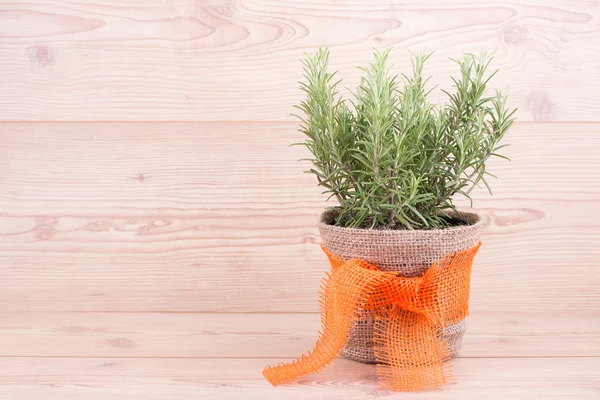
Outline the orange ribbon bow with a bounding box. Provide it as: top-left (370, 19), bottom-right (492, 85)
top-left (263, 243), bottom-right (481, 391)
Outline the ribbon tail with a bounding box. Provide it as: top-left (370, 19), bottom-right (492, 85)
top-left (374, 308), bottom-right (451, 391)
top-left (263, 259), bottom-right (388, 386)
top-left (372, 244), bottom-right (482, 392)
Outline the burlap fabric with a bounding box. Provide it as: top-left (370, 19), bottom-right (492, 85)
top-left (263, 234), bottom-right (481, 390)
top-left (318, 209), bottom-right (484, 364)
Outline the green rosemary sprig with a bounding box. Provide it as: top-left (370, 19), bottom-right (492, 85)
top-left (296, 48), bottom-right (516, 229)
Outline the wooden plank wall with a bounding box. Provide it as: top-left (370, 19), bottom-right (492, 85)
top-left (1, 1), bottom-right (599, 398)
top-left (1, 0), bottom-right (599, 121)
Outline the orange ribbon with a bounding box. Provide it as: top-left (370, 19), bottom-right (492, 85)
top-left (263, 243), bottom-right (481, 391)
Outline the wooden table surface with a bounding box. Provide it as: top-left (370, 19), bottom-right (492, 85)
top-left (1, 1), bottom-right (600, 399)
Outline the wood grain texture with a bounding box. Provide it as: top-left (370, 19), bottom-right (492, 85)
top-left (1, 122), bottom-right (599, 312)
top-left (1, 357), bottom-right (599, 400)
top-left (1, 1), bottom-right (599, 396)
top-left (1, 1), bottom-right (599, 121)
top-left (0, 311), bottom-right (598, 358)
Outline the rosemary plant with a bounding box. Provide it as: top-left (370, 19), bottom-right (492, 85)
top-left (296, 48), bottom-right (516, 229)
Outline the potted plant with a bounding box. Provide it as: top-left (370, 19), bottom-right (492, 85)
top-left (264, 48), bottom-right (516, 391)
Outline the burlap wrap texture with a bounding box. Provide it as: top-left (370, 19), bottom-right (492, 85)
top-left (318, 209), bottom-right (485, 364)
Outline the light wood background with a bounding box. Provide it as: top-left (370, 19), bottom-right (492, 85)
top-left (1, 1), bottom-right (599, 399)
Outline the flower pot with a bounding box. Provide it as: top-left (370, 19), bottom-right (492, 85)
top-left (318, 209), bottom-right (485, 364)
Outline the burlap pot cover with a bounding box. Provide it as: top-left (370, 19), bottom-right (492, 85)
top-left (318, 209), bottom-right (485, 364)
